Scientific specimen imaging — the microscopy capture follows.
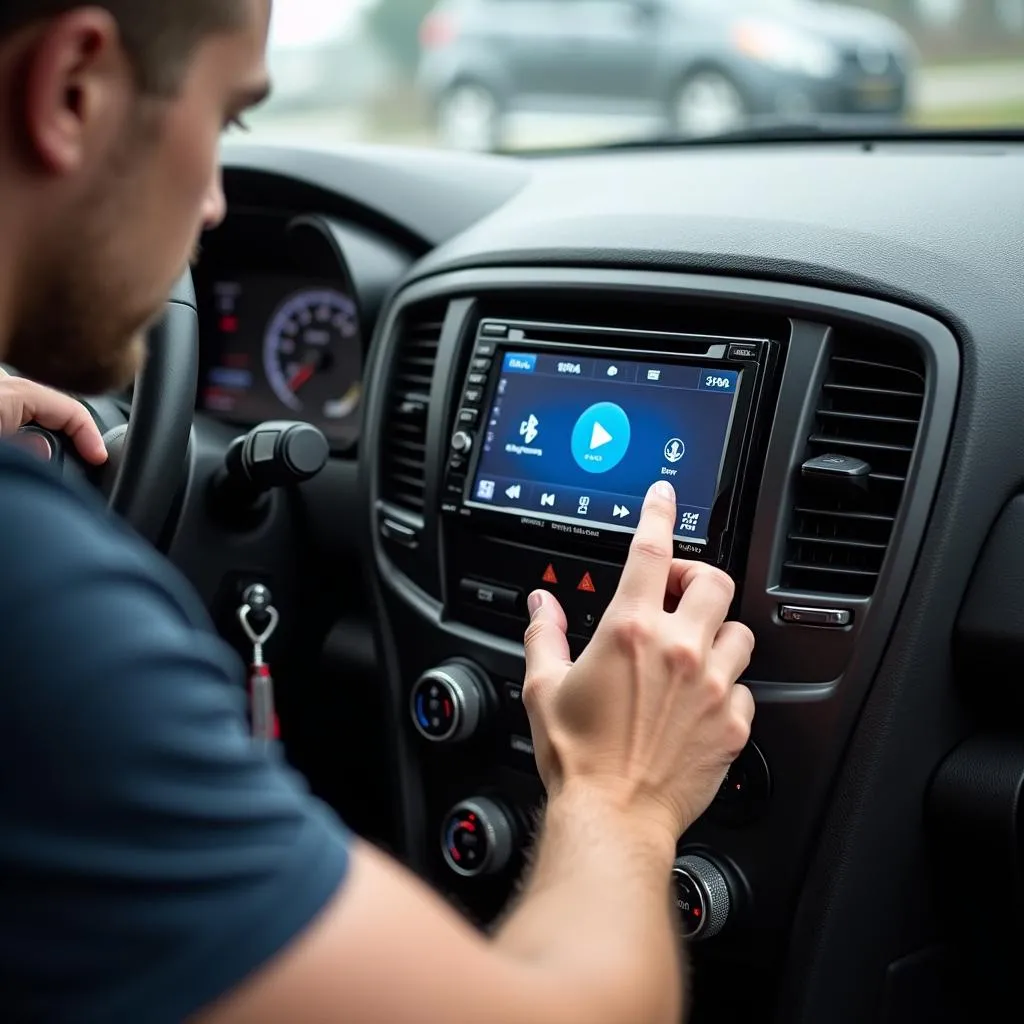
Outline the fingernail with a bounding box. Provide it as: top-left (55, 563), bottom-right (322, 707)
top-left (527, 591), bottom-right (544, 617)
top-left (651, 480), bottom-right (675, 501)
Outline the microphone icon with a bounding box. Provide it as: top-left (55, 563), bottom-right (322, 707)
top-left (664, 438), bottom-right (685, 463)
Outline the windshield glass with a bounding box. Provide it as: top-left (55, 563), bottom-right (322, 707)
top-left (245, 0), bottom-right (1024, 152)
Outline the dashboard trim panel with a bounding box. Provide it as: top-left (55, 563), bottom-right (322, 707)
top-left (367, 265), bottom-right (958, 701)
top-left (361, 263), bottom-right (959, 1006)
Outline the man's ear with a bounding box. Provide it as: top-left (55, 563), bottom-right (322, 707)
top-left (21, 7), bottom-right (132, 174)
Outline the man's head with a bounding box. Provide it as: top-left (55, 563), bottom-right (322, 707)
top-left (0, 1), bottom-right (271, 393)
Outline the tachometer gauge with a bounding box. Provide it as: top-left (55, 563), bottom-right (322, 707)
top-left (263, 288), bottom-right (362, 421)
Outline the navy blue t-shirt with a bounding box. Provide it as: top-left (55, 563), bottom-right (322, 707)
top-left (0, 443), bottom-right (350, 1022)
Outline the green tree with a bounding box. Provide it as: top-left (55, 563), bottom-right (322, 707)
top-left (366, 0), bottom-right (438, 75)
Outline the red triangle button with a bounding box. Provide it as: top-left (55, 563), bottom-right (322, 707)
top-left (577, 571), bottom-right (596, 593)
top-left (542, 564), bottom-right (559, 585)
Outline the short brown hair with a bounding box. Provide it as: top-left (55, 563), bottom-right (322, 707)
top-left (0, 1), bottom-right (245, 95)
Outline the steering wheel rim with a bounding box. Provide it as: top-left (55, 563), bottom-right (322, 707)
top-left (106, 269), bottom-right (198, 543)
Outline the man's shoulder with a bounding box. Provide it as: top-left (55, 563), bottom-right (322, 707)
top-left (0, 438), bottom-right (133, 552)
top-left (0, 449), bottom-right (352, 1024)
top-left (0, 437), bottom-right (97, 506)
top-left (0, 441), bottom-right (207, 628)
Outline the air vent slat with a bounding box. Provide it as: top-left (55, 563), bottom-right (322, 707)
top-left (781, 333), bottom-right (925, 598)
top-left (808, 434), bottom-right (914, 454)
top-left (391, 436), bottom-right (426, 451)
top-left (389, 470), bottom-right (426, 489)
top-left (390, 493), bottom-right (425, 511)
top-left (379, 303), bottom-right (446, 519)
top-left (789, 535), bottom-right (888, 552)
top-left (794, 508), bottom-right (895, 525)
top-left (390, 454), bottom-right (426, 472)
top-left (783, 562), bottom-right (880, 579)
top-left (817, 409), bottom-right (920, 427)
top-left (830, 355), bottom-right (922, 378)
top-left (825, 383), bottom-right (921, 400)
top-left (394, 404), bottom-right (429, 418)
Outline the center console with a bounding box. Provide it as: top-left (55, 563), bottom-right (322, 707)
top-left (440, 319), bottom-right (775, 651)
top-left (362, 266), bottom-right (957, 1017)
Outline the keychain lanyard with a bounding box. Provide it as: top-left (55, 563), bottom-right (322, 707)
top-left (237, 597), bottom-right (280, 744)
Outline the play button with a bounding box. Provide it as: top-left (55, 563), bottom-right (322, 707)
top-left (571, 402), bottom-right (631, 474)
top-left (590, 421), bottom-right (613, 450)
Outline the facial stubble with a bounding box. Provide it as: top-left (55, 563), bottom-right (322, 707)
top-left (5, 104), bottom-right (180, 395)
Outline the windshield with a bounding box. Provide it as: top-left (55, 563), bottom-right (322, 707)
top-left (245, 0), bottom-right (1024, 153)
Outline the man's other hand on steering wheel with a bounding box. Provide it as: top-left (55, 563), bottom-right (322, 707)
top-left (0, 367), bottom-right (107, 465)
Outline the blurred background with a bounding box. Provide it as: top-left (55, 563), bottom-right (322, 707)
top-left (245, 0), bottom-right (1024, 151)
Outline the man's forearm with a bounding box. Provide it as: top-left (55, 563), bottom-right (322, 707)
top-left (494, 783), bottom-right (684, 1024)
top-left (192, 796), bottom-right (685, 1024)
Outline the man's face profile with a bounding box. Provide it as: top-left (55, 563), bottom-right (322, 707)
top-left (0, 1), bottom-right (272, 395)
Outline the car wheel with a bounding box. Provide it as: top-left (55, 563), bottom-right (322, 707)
top-left (436, 82), bottom-right (502, 152)
top-left (672, 70), bottom-right (748, 138)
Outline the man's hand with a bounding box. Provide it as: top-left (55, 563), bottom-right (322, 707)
top-left (524, 479), bottom-right (755, 840)
top-left (0, 369), bottom-right (107, 465)
top-left (194, 480), bottom-right (756, 1024)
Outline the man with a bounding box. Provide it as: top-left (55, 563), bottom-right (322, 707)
top-left (0, 2), bottom-right (755, 1022)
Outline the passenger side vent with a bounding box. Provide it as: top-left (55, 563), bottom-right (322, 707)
top-left (781, 333), bottom-right (925, 597)
top-left (379, 302), bottom-right (446, 516)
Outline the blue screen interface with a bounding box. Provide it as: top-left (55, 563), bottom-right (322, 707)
top-left (468, 350), bottom-right (742, 542)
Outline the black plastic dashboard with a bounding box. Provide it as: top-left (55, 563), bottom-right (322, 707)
top-left (197, 137), bottom-right (1024, 1023)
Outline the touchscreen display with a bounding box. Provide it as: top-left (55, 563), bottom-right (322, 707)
top-left (467, 351), bottom-right (742, 542)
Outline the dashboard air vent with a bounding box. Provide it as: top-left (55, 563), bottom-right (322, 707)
top-left (781, 333), bottom-right (925, 597)
top-left (380, 302), bottom-right (446, 515)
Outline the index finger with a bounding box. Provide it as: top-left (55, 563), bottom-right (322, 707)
top-left (613, 480), bottom-right (678, 609)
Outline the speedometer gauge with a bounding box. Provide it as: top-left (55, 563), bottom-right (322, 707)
top-left (263, 288), bottom-right (362, 421)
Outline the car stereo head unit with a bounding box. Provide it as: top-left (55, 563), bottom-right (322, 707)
top-left (443, 319), bottom-right (775, 569)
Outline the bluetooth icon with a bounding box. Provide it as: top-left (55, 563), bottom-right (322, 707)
top-left (519, 414), bottom-right (540, 445)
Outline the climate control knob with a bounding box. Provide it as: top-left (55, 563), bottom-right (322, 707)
top-left (441, 797), bottom-right (515, 878)
top-left (410, 662), bottom-right (487, 743)
top-left (672, 854), bottom-right (732, 940)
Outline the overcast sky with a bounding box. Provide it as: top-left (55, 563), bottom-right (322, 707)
top-left (268, 0), bottom-right (372, 48)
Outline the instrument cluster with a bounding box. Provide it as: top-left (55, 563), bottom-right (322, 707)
top-left (194, 201), bottom-right (416, 453)
top-left (199, 274), bottom-right (363, 449)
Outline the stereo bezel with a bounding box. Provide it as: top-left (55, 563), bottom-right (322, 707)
top-left (442, 318), bottom-right (776, 571)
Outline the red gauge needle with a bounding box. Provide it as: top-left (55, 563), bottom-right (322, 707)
top-left (288, 364), bottom-right (316, 393)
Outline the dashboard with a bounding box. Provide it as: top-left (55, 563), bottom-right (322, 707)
top-left (182, 136), bottom-right (1024, 1024)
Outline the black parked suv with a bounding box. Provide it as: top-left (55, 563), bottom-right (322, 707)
top-left (417, 0), bottom-right (915, 150)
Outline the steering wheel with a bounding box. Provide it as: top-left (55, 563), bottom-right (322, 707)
top-left (102, 270), bottom-right (199, 543)
top-left (4, 270), bottom-right (199, 546)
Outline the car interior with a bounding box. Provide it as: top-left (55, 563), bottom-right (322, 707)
top-left (27, 121), bottom-right (1024, 1022)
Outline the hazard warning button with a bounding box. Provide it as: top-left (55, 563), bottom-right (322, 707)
top-left (541, 563), bottom-right (558, 585)
top-left (577, 571), bottom-right (597, 593)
